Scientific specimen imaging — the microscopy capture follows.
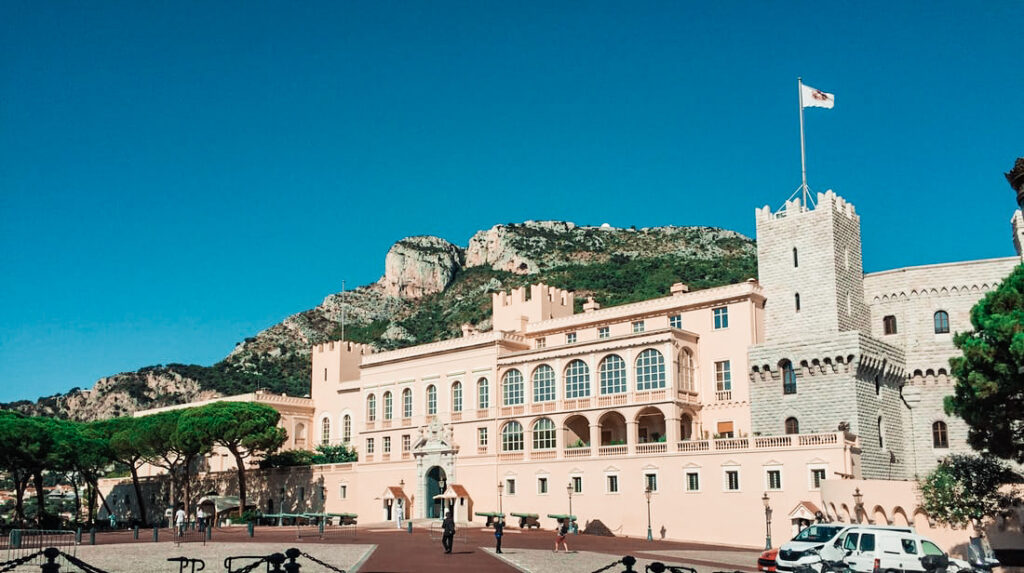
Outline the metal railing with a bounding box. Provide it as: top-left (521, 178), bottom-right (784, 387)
top-left (5, 529), bottom-right (77, 567)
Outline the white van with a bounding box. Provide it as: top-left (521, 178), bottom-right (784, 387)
top-left (825, 527), bottom-right (969, 573)
top-left (776, 524), bottom-right (914, 572)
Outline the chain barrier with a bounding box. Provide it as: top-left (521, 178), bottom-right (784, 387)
top-left (300, 551), bottom-right (347, 573)
top-left (0, 550), bottom-right (44, 572)
top-left (227, 555), bottom-right (272, 573)
top-left (56, 550), bottom-right (112, 573)
top-left (647, 564), bottom-right (698, 573)
top-left (592, 555), bottom-right (639, 573)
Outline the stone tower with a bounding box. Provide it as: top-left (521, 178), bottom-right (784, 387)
top-left (749, 190), bottom-right (908, 480)
top-left (1007, 158), bottom-right (1024, 257)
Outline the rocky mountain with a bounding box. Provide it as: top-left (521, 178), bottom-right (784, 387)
top-left (2, 221), bottom-right (756, 421)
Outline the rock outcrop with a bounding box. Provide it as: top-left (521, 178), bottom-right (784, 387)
top-left (381, 236), bottom-right (464, 299)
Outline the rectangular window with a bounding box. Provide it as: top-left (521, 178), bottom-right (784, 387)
top-left (715, 361), bottom-right (732, 391)
top-left (478, 427), bottom-right (488, 447)
top-left (537, 477), bottom-right (548, 494)
top-left (572, 476), bottom-right (583, 493)
top-left (298, 487), bottom-right (305, 501)
top-left (566, 332), bottom-right (577, 344)
top-left (644, 473), bottom-right (658, 492)
top-left (402, 434), bottom-right (411, 452)
top-left (536, 337), bottom-right (546, 349)
top-left (632, 321), bottom-right (645, 333)
top-left (340, 484), bottom-right (347, 499)
top-left (713, 307), bottom-right (729, 329)
top-left (883, 315), bottom-right (898, 335)
top-left (686, 472), bottom-right (700, 491)
top-left (669, 314), bottom-right (682, 329)
top-left (366, 438), bottom-right (374, 454)
top-left (726, 470), bottom-right (740, 491)
top-left (598, 326), bottom-right (610, 339)
top-left (607, 475), bottom-right (619, 493)
top-left (716, 421), bottom-right (735, 438)
top-left (812, 468), bottom-right (827, 489)
top-left (383, 436), bottom-right (391, 453)
top-left (324, 368), bottom-right (327, 381)
top-left (767, 469), bottom-right (782, 490)
top-left (505, 478), bottom-right (516, 495)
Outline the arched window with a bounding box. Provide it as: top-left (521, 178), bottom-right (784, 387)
top-left (785, 417), bottom-right (799, 435)
top-left (564, 359), bottom-right (591, 398)
top-left (477, 378), bottom-right (489, 409)
top-left (874, 375), bottom-right (880, 396)
top-left (503, 369), bottom-right (524, 406)
top-left (795, 293), bottom-right (801, 311)
top-left (932, 421), bottom-right (949, 448)
top-left (680, 350), bottom-right (695, 391)
top-left (383, 391), bottom-right (393, 420)
top-left (402, 388), bottom-right (413, 418)
top-left (883, 315), bottom-right (898, 335)
top-left (877, 416), bottom-right (885, 449)
top-left (342, 414), bottom-right (351, 443)
top-left (934, 311), bottom-right (950, 334)
top-left (781, 360), bottom-right (797, 394)
top-left (532, 418), bottom-right (556, 450)
top-left (426, 385), bottom-right (437, 416)
top-left (451, 381), bottom-right (463, 413)
top-left (366, 394), bottom-right (376, 422)
top-left (599, 354), bottom-right (627, 395)
top-left (501, 421), bottom-right (524, 451)
top-left (635, 349), bottom-right (666, 390)
top-left (532, 365), bottom-right (555, 403)
top-left (321, 417), bottom-right (331, 445)
top-left (793, 247), bottom-right (799, 267)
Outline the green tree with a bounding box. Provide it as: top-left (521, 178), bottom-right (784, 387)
top-left (919, 454), bottom-right (1019, 534)
top-left (0, 412), bottom-right (38, 523)
top-left (93, 416), bottom-right (149, 525)
top-left (50, 418), bottom-right (116, 525)
top-left (136, 409), bottom-right (211, 515)
top-left (947, 264), bottom-right (1024, 462)
top-left (179, 402), bottom-right (286, 518)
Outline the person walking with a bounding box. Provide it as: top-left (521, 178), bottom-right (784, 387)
top-left (174, 505), bottom-right (186, 537)
top-left (395, 499), bottom-right (404, 530)
top-left (441, 511), bottom-right (455, 554)
top-left (554, 519), bottom-right (569, 553)
top-left (494, 518), bottom-right (504, 554)
top-left (196, 507), bottom-right (206, 533)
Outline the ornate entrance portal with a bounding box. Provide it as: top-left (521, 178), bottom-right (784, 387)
top-left (412, 418), bottom-right (457, 519)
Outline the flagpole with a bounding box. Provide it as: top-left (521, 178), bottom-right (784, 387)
top-left (798, 77), bottom-right (808, 208)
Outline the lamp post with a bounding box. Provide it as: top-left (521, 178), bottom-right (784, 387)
top-left (566, 482), bottom-right (574, 531)
top-left (497, 481), bottom-right (504, 516)
top-left (853, 487), bottom-right (864, 524)
top-left (645, 485), bottom-right (653, 541)
top-left (762, 492), bottom-right (773, 550)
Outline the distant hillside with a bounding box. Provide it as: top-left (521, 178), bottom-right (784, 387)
top-left (2, 221), bottom-right (756, 421)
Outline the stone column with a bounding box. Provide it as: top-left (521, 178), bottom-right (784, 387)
top-left (627, 420), bottom-right (639, 455)
top-left (589, 423), bottom-right (600, 452)
top-left (666, 415), bottom-right (680, 446)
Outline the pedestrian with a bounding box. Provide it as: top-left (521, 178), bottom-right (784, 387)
top-left (494, 518), bottom-right (504, 554)
top-left (395, 499), bottom-right (404, 530)
top-left (108, 512), bottom-right (116, 530)
top-left (175, 505), bottom-right (186, 537)
top-left (196, 507), bottom-right (206, 533)
top-left (554, 519), bottom-right (569, 553)
top-left (441, 511), bottom-right (455, 554)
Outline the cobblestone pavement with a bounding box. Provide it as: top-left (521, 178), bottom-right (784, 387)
top-left (485, 547), bottom-right (758, 573)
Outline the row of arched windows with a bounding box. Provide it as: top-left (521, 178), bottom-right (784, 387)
top-left (501, 350), bottom-right (667, 406)
top-left (500, 418), bottom-right (558, 451)
top-left (366, 378), bottom-right (492, 420)
top-left (320, 414), bottom-right (353, 446)
top-left (882, 311), bottom-right (950, 336)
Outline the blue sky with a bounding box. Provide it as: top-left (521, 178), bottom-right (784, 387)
top-left (1, 1), bottom-right (1021, 403)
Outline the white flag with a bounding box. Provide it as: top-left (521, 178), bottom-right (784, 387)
top-left (801, 83), bottom-right (835, 109)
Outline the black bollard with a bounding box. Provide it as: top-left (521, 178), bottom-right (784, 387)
top-left (247, 522), bottom-right (254, 537)
top-left (40, 547), bottom-right (61, 573)
top-left (268, 552), bottom-right (286, 573)
top-left (206, 525), bottom-right (212, 540)
top-left (284, 548), bottom-right (302, 573)
top-left (89, 527), bottom-right (96, 546)
top-left (622, 555), bottom-right (637, 573)
top-left (153, 525), bottom-right (159, 542)
top-left (318, 520), bottom-right (324, 536)
top-left (75, 527), bottom-right (82, 544)
top-left (133, 525), bottom-right (139, 540)
top-left (10, 529), bottom-right (20, 549)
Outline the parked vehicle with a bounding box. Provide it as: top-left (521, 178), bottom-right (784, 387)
top-left (823, 527), bottom-right (971, 573)
top-left (759, 547), bottom-right (779, 573)
top-left (792, 546), bottom-right (853, 573)
top-left (966, 537), bottom-right (1000, 573)
top-left (776, 524), bottom-right (913, 572)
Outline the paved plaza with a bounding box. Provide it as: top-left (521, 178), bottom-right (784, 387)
top-left (33, 522), bottom-right (761, 572)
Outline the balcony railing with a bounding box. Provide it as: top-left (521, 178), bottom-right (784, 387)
top-left (452, 412), bottom-right (462, 421)
top-left (636, 443), bottom-right (667, 454)
top-left (476, 408), bottom-right (490, 418)
top-left (674, 432), bottom-right (844, 454)
top-left (382, 420), bottom-right (392, 428)
top-left (381, 453), bottom-right (391, 461)
top-left (365, 453), bottom-right (374, 462)
top-left (401, 418), bottom-right (412, 427)
top-left (532, 450), bottom-right (556, 460)
top-left (402, 452), bottom-right (411, 460)
top-left (530, 402), bottom-right (557, 414)
top-left (715, 390), bottom-right (732, 401)
top-left (477, 446), bottom-right (488, 455)
top-left (564, 447), bottom-right (591, 458)
top-left (598, 445), bottom-right (627, 456)
top-left (498, 452), bottom-right (524, 462)
top-left (365, 421), bottom-right (375, 430)
top-left (597, 394), bottom-right (628, 407)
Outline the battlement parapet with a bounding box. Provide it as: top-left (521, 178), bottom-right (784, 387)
top-left (755, 189), bottom-right (858, 223)
top-left (314, 340), bottom-right (376, 354)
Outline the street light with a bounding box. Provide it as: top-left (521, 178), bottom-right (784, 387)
top-left (497, 481), bottom-right (504, 516)
top-left (762, 492), bottom-right (773, 550)
top-left (645, 485), bottom-right (653, 541)
top-left (853, 487), bottom-right (864, 524)
top-left (566, 482), bottom-right (574, 531)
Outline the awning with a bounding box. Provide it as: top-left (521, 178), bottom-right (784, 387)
top-left (788, 501), bottom-right (822, 521)
top-left (382, 486), bottom-right (408, 500)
